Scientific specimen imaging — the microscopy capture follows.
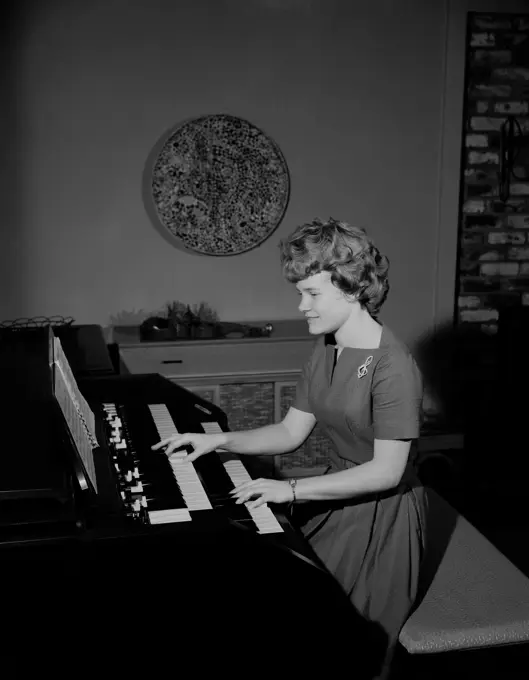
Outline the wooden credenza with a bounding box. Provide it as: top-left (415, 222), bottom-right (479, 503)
top-left (118, 334), bottom-right (334, 476)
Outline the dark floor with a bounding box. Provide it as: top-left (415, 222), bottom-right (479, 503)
top-left (419, 457), bottom-right (529, 576)
top-left (479, 524), bottom-right (529, 576)
top-left (460, 493), bottom-right (529, 577)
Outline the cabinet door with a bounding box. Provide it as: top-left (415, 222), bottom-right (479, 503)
top-left (219, 382), bottom-right (275, 430)
top-left (183, 384), bottom-right (221, 408)
top-left (219, 382), bottom-right (276, 477)
top-left (275, 382), bottom-right (333, 475)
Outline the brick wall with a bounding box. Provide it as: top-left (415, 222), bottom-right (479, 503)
top-left (449, 12), bottom-right (529, 493)
top-left (458, 12), bottom-right (529, 332)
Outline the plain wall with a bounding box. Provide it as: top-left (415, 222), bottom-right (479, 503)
top-left (2, 0), bottom-right (525, 345)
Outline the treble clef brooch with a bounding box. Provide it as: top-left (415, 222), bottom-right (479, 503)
top-left (357, 355), bottom-right (373, 379)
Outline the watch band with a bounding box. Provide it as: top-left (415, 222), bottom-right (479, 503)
top-left (288, 478), bottom-right (297, 503)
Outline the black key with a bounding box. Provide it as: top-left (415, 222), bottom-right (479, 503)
top-left (193, 454), bottom-right (236, 502)
top-left (134, 452), bottom-right (187, 510)
top-left (142, 479), bottom-right (187, 510)
top-left (145, 495), bottom-right (187, 512)
top-left (227, 503), bottom-right (258, 524)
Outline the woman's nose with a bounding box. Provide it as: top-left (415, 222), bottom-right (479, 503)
top-left (298, 297), bottom-right (309, 313)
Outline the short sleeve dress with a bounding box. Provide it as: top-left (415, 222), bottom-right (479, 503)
top-left (293, 325), bottom-right (427, 674)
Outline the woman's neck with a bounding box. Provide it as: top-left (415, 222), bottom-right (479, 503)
top-left (335, 309), bottom-right (382, 350)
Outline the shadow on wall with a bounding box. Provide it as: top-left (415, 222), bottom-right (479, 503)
top-left (414, 317), bottom-right (524, 501)
top-left (415, 321), bottom-right (499, 431)
top-left (0, 1), bottom-right (31, 321)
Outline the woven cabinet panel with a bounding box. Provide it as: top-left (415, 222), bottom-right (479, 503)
top-left (219, 382), bottom-right (276, 476)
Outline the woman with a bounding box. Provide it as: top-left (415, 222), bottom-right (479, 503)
top-left (153, 217), bottom-right (426, 678)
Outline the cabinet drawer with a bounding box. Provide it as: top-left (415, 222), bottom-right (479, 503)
top-left (120, 338), bottom-right (314, 383)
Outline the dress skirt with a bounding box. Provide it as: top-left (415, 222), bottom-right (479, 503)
top-left (296, 468), bottom-right (428, 678)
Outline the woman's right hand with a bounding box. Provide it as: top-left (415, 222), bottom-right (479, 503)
top-left (151, 432), bottom-right (227, 464)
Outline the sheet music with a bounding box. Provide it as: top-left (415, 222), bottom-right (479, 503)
top-left (53, 336), bottom-right (97, 447)
top-left (52, 335), bottom-right (98, 492)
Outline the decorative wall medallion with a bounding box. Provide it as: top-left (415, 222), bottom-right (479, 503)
top-left (144, 114), bottom-right (290, 256)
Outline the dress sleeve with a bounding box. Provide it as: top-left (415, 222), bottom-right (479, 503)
top-left (372, 350), bottom-right (423, 440)
top-left (293, 343), bottom-right (317, 414)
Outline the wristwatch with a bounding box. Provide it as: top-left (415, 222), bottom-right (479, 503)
top-left (288, 478), bottom-right (297, 503)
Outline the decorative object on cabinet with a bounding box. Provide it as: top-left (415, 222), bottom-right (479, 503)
top-left (143, 114), bottom-right (290, 256)
top-left (0, 315), bottom-right (75, 333)
top-left (139, 299), bottom-right (273, 342)
top-left (140, 300), bottom-right (221, 342)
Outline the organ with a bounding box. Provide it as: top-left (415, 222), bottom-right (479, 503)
top-left (0, 325), bottom-right (363, 677)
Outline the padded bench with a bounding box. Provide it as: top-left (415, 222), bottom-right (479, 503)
top-left (398, 489), bottom-right (529, 675)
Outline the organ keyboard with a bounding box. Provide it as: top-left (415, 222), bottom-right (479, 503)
top-left (101, 401), bottom-right (284, 534)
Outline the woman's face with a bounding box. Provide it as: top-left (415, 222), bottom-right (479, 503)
top-left (296, 271), bottom-right (355, 336)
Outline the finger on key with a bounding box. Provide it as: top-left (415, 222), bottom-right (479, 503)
top-left (169, 451), bottom-right (188, 461)
top-left (151, 437), bottom-right (174, 451)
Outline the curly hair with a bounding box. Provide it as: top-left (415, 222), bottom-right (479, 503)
top-left (279, 217), bottom-right (390, 317)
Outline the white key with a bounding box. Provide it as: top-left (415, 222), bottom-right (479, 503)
top-left (201, 421), bottom-right (283, 534)
top-left (148, 508), bottom-right (192, 524)
top-left (102, 403), bottom-right (117, 421)
top-left (148, 404), bottom-right (212, 512)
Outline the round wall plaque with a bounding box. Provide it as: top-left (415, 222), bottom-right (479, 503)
top-left (144, 114), bottom-right (290, 256)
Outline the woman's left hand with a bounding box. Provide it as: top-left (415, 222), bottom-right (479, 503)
top-left (230, 478), bottom-right (293, 510)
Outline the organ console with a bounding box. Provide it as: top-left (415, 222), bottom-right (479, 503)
top-left (0, 325), bottom-right (372, 678)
